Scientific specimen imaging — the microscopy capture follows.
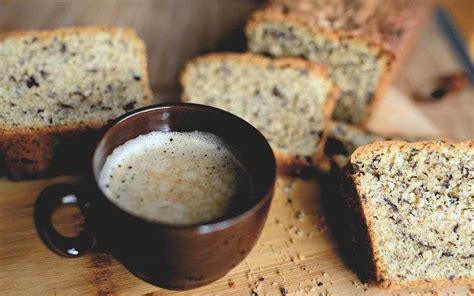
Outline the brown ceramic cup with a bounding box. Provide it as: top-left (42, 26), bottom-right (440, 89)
top-left (34, 103), bottom-right (276, 290)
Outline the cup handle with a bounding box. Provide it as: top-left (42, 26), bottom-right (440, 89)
top-left (34, 183), bottom-right (96, 257)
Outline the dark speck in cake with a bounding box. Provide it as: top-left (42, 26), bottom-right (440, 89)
top-left (26, 76), bottom-right (40, 88)
top-left (443, 174), bottom-right (453, 188)
top-left (351, 163), bottom-right (361, 174)
top-left (280, 287), bottom-right (288, 295)
top-left (128, 166), bottom-right (132, 169)
top-left (59, 103), bottom-right (74, 109)
top-left (123, 101), bottom-right (136, 111)
top-left (272, 86), bottom-right (284, 98)
top-left (442, 251), bottom-right (454, 257)
top-left (133, 74), bottom-right (141, 81)
top-left (417, 241), bottom-right (436, 250)
top-left (453, 223), bottom-right (459, 233)
top-left (39, 70), bottom-right (49, 79)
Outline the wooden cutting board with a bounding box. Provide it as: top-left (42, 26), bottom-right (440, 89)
top-left (0, 4), bottom-right (473, 296)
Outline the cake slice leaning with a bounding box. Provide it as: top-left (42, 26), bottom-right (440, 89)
top-left (345, 140), bottom-right (473, 288)
top-left (320, 120), bottom-right (431, 171)
top-left (180, 53), bottom-right (338, 170)
top-left (0, 27), bottom-right (152, 178)
top-left (246, 0), bottom-right (431, 124)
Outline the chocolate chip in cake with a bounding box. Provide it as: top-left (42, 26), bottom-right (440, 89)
top-left (26, 76), bottom-right (39, 88)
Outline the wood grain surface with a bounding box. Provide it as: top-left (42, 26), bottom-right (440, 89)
top-left (0, 1), bottom-right (473, 295)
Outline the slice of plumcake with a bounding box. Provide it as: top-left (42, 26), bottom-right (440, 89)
top-left (181, 53), bottom-right (337, 170)
top-left (0, 27), bottom-right (152, 178)
top-left (346, 140), bottom-right (473, 288)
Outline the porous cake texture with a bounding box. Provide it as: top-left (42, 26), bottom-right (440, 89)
top-left (346, 141), bottom-right (473, 288)
top-left (0, 27), bottom-right (152, 178)
top-left (181, 53), bottom-right (337, 169)
top-left (246, 0), bottom-right (431, 124)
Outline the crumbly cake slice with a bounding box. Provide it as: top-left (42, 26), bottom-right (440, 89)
top-left (347, 141), bottom-right (473, 288)
top-left (319, 121), bottom-right (430, 172)
top-left (326, 121), bottom-right (387, 156)
top-left (0, 27), bottom-right (152, 178)
top-left (180, 53), bottom-right (337, 169)
top-left (246, 0), bottom-right (431, 124)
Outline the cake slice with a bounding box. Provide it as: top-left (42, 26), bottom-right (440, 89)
top-left (180, 53), bottom-right (337, 169)
top-left (246, 0), bottom-right (431, 124)
top-left (326, 121), bottom-right (387, 156)
top-left (319, 121), bottom-right (430, 171)
top-left (0, 27), bottom-right (152, 178)
top-left (346, 140), bottom-right (473, 288)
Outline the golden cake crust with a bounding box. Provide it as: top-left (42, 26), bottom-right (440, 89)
top-left (251, 0), bottom-right (432, 54)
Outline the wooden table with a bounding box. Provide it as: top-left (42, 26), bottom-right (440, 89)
top-left (0, 1), bottom-right (472, 295)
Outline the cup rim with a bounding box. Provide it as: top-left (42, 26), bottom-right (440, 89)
top-left (92, 102), bottom-right (276, 234)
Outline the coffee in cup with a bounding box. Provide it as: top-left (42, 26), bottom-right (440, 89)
top-left (97, 130), bottom-right (254, 225)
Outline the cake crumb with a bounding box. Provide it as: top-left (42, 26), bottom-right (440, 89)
top-left (295, 210), bottom-right (305, 220)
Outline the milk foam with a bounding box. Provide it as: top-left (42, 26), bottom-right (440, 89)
top-left (98, 131), bottom-right (252, 225)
